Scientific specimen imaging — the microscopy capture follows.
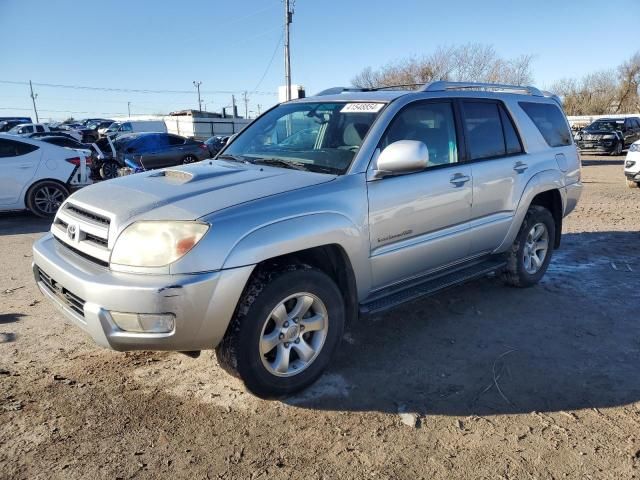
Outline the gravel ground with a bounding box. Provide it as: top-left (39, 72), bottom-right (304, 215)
top-left (1, 155), bottom-right (639, 479)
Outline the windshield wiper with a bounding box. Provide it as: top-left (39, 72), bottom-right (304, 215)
top-left (251, 157), bottom-right (308, 171)
top-left (217, 154), bottom-right (251, 164)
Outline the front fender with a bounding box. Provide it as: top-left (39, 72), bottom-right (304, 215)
top-left (494, 169), bottom-right (566, 252)
top-left (222, 213), bottom-right (372, 298)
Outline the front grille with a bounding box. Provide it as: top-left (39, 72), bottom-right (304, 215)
top-left (51, 202), bottom-right (112, 265)
top-left (85, 233), bottom-right (108, 248)
top-left (37, 267), bottom-right (86, 318)
top-left (65, 204), bottom-right (110, 226)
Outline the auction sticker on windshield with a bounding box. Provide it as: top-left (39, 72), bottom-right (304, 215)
top-left (340, 103), bottom-right (385, 113)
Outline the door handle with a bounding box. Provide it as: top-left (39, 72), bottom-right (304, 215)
top-left (449, 173), bottom-right (471, 186)
top-left (18, 164), bottom-right (31, 169)
top-left (513, 161), bottom-right (528, 173)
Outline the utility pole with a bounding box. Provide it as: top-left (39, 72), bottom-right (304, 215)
top-left (284, 0), bottom-right (293, 101)
top-left (242, 91), bottom-right (249, 119)
top-left (29, 80), bottom-right (39, 123)
top-left (193, 81), bottom-right (203, 112)
top-left (127, 101), bottom-right (131, 118)
top-left (257, 104), bottom-right (262, 116)
top-left (231, 95), bottom-right (237, 118)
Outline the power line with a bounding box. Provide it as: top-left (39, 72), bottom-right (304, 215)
top-left (252, 30), bottom-right (284, 93)
top-left (0, 79), bottom-right (276, 96)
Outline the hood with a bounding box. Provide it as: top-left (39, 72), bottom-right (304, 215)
top-left (67, 160), bottom-right (336, 224)
top-left (582, 129), bottom-right (619, 136)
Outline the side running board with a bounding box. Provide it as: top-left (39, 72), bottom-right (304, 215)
top-left (359, 256), bottom-right (506, 316)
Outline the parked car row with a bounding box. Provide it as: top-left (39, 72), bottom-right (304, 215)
top-left (0, 113), bottom-right (231, 217)
top-left (0, 133), bottom-right (92, 217)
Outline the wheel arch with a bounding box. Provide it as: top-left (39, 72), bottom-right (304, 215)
top-left (24, 177), bottom-right (69, 205)
top-left (222, 213), bottom-right (369, 323)
top-left (495, 169), bottom-right (566, 252)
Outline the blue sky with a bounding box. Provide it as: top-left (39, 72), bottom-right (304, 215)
top-left (1, 0), bottom-right (638, 121)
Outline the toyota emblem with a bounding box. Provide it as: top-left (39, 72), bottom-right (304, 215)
top-left (66, 223), bottom-right (77, 240)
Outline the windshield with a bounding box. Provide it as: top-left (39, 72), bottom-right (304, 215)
top-left (585, 120), bottom-right (624, 132)
top-left (222, 101), bottom-right (384, 174)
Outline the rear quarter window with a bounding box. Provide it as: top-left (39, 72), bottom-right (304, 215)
top-left (519, 102), bottom-right (572, 147)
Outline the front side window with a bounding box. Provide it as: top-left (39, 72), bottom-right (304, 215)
top-left (380, 101), bottom-right (458, 167)
top-left (35, 125), bottom-right (45, 132)
top-left (121, 123), bottom-right (133, 132)
top-left (223, 102), bottom-right (384, 174)
top-left (520, 102), bottom-right (572, 147)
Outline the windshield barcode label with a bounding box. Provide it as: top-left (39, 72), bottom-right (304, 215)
top-left (340, 103), bottom-right (385, 113)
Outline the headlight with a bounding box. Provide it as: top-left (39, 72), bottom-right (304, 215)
top-left (110, 221), bottom-right (209, 267)
top-left (630, 144), bottom-right (640, 152)
top-left (602, 134), bottom-right (616, 139)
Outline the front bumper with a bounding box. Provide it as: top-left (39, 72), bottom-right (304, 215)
top-left (33, 233), bottom-right (253, 351)
top-left (576, 140), bottom-right (617, 154)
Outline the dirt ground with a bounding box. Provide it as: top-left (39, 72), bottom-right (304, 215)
top-left (1, 155), bottom-right (639, 479)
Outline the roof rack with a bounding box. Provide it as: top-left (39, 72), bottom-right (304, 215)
top-left (315, 84), bottom-right (424, 96)
top-left (315, 87), bottom-right (371, 96)
top-left (422, 81), bottom-right (544, 97)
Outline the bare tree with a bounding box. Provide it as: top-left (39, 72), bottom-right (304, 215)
top-left (351, 43), bottom-right (534, 89)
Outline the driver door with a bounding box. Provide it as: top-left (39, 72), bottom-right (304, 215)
top-left (367, 100), bottom-right (473, 289)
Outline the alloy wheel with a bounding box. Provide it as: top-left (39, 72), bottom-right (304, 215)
top-left (523, 222), bottom-right (549, 274)
top-left (33, 185), bottom-right (65, 215)
top-left (259, 292), bottom-right (329, 377)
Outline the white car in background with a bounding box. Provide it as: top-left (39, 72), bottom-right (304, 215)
top-left (8, 123), bottom-right (51, 136)
top-left (624, 141), bottom-right (640, 188)
top-left (0, 134), bottom-right (92, 217)
top-left (9, 123), bottom-right (83, 142)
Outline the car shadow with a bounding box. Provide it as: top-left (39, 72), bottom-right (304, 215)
top-left (581, 158), bottom-right (625, 167)
top-left (0, 313), bottom-right (25, 325)
top-left (285, 231), bottom-right (640, 416)
top-left (0, 211), bottom-right (51, 235)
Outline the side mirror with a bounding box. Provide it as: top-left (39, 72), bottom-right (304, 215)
top-left (372, 140), bottom-right (429, 179)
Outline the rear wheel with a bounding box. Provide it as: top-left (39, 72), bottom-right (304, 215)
top-left (503, 205), bottom-right (555, 288)
top-left (216, 265), bottom-right (345, 398)
top-left (26, 181), bottom-right (69, 218)
top-left (182, 154), bottom-right (198, 164)
top-left (99, 161), bottom-right (119, 179)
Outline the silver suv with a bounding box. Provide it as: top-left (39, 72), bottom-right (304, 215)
top-left (33, 82), bottom-right (582, 398)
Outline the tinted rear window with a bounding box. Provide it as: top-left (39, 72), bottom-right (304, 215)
top-left (519, 102), bottom-right (572, 147)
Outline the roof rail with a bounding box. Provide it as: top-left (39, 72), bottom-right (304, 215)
top-left (422, 81), bottom-right (543, 97)
top-left (315, 87), bottom-right (371, 96)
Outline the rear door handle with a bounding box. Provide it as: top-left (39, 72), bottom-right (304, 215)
top-left (450, 173), bottom-right (471, 186)
top-left (513, 161), bottom-right (528, 173)
top-left (18, 164), bottom-right (31, 169)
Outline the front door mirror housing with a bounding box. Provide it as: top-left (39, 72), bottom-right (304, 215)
top-left (371, 140), bottom-right (429, 179)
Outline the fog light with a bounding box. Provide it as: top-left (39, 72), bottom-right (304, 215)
top-left (110, 312), bottom-right (175, 333)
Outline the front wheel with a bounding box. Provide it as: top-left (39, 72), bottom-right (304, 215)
top-left (182, 154), bottom-right (198, 164)
top-left (216, 266), bottom-right (345, 398)
top-left (503, 205), bottom-right (555, 288)
top-left (612, 141), bottom-right (623, 156)
top-left (627, 179), bottom-right (639, 189)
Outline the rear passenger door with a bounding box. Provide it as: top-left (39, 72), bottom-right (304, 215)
top-left (461, 100), bottom-right (529, 256)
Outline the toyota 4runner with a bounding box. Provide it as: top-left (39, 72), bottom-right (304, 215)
top-left (33, 82), bottom-right (582, 398)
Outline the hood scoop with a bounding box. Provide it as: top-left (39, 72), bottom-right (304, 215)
top-left (149, 166), bottom-right (241, 184)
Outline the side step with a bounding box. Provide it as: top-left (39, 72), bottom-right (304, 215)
top-left (359, 256), bottom-right (506, 316)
